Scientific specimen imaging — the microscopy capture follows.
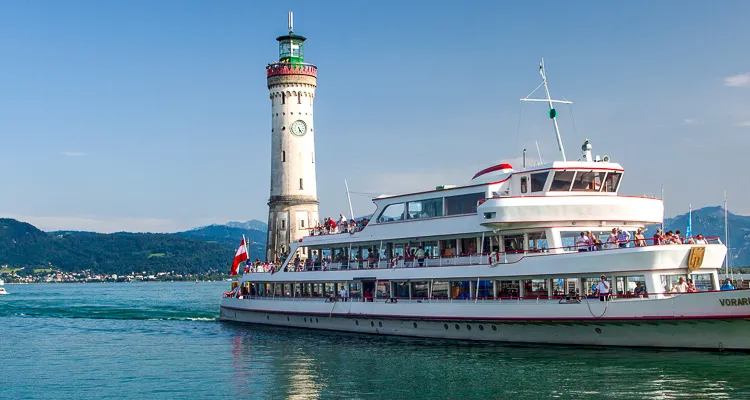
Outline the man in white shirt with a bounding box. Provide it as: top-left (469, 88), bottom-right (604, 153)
top-left (594, 275), bottom-right (610, 302)
top-left (576, 232), bottom-right (590, 252)
top-left (671, 277), bottom-right (688, 293)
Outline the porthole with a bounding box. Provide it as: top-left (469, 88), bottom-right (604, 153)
top-left (479, 325), bottom-right (484, 331)
top-left (282, 112), bottom-right (285, 115)
top-left (444, 324), bottom-right (449, 330)
top-left (455, 324), bottom-right (460, 331)
top-left (371, 321), bottom-right (375, 327)
top-left (492, 325), bottom-right (497, 331)
top-left (282, 126), bottom-right (285, 130)
top-left (378, 321), bottom-right (382, 327)
top-left (466, 325), bottom-right (472, 331)
top-left (595, 328), bottom-right (602, 334)
top-left (413, 322), bottom-right (418, 328)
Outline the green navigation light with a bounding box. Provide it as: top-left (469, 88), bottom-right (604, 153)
top-left (549, 108), bottom-right (557, 118)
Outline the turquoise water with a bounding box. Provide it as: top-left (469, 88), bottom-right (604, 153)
top-left (2, 282), bottom-right (749, 399)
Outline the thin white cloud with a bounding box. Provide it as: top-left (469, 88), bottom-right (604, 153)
top-left (681, 118), bottom-right (698, 125)
top-left (62, 151), bottom-right (88, 157)
top-left (724, 72), bottom-right (750, 87)
top-left (734, 121), bottom-right (750, 127)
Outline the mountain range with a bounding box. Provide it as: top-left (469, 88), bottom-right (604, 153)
top-left (0, 208), bottom-right (748, 275)
top-left (0, 219), bottom-right (268, 275)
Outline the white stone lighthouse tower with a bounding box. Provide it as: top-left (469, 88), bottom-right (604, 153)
top-left (265, 12), bottom-right (319, 262)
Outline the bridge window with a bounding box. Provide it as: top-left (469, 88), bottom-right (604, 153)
top-left (550, 171), bottom-right (576, 191)
top-left (602, 172), bottom-right (622, 192)
top-left (378, 203), bottom-right (405, 223)
top-left (407, 198), bottom-right (443, 219)
top-left (527, 231), bottom-right (548, 252)
top-left (520, 177), bottom-right (528, 194)
top-left (531, 172), bottom-right (549, 192)
top-left (445, 192), bottom-right (485, 215)
top-left (572, 171), bottom-right (604, 191)
top-left (503, 234), bottom-right (524, 253)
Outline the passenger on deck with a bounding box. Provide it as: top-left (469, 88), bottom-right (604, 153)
top-left (693, 234), bottom-right (707, 244)
top-left (339, 286), bottom-right (349, 302)
top-left (687, 279), bottom-right (698, 293)
top-left (653, 229), bottom-right (663, 245)
top-left (674, 230), bottom-right (683, 244)
top-left (588, 231), bottom-right (601, 251)
top-left (634, 228), bottom-right (647, 247)
top-left (634, 282), bottom-right (648, 297)
top-left (607, 229), bottom-right (618, 249)
top-left (721, 279), bottom-right (735, 291)
top-left (576, 232), bottom-right (590, 252)
top-left (616, 228), bottom-right (631, 248)
top-left (594, 275), bottom-right (611, 302)
top-left (671, 277), bottom-right (688, 293)
top-left (415, 246), bottom-right (426, 266)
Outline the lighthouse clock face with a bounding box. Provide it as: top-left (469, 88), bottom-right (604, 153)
top-left (290, 120), bottom-right (307, 137)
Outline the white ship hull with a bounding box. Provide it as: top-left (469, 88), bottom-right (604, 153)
top-left (220, 290), bottom-right (750, 350)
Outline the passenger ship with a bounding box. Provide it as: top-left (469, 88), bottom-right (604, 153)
top-left (220, 61), bottom-right (747, 351)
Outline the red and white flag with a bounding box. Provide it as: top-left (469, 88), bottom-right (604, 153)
top-left (230, 239), bottom-right (248, 276)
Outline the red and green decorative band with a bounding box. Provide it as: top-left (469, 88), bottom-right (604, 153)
top-left (267, 63), bottom-right (317, 78)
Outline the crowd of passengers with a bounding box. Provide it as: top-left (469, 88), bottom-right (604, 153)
top-left (574, 227), bottom-right (707, 251)
top-left (310, 214), bottom-right (370, 236)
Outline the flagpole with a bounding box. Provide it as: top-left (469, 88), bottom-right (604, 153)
top-left (724, 191), bottom-right (730, 278)
top-left (243, 234), bottom-right (249, 274)
top-left (660, 185), bottom-right (664, 233)
top-left (345, 179), bottom-right (354, 221)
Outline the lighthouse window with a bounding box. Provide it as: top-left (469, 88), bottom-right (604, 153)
top-left (282, 151), bottom-right (286, 162)
top-left (572, 171), bottom-right (604, 192)
top-left (299, 178), bottom-right (304, 190)
top-left (297, 93), bottom-right (301, 104)
top-left (550, 171), bottom-right (576, 191)
top-left (377, 203), bottom-right (405, 223)
top-left (282, 92), bottom-right (286, 104)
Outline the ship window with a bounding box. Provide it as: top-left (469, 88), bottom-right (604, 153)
top-left (550, 171), bottom-right (576, 191)
top-left (560, 231), bottom-right (579, 251)
top-left (503, 235), bottom-right (524, 253)
top-left (451, 281), bottom-right (471, 299)
top-left (527, 231), bottom-right (548, 252)
top-left (520, 177), bottom-right (528, 194)
top-left (445, 192), bottom-right (485, 215)
top-left (531, 172), bottom-right (549, 192)
top-left (300, 219), bottom-right (305, 228)
top-left (602, 172), bottom-right (622, 192)
top-left (431, 281), bottom-right (449, 298)
top-left (395, 282), bottom-right (409, 298)
top-left (282, 92), bottom-right (286, 104)
top-left (299, 178), bottom-right (304, 190)
top-left (572, 171), bottom-right (604, 191)
top-left (297, 93), bottom-right (301, 104)
top-left (282, 151), bottom-right (286, 162)
top-left (378, 203), bottom-right (405, 223)
top-left (524, 279), bottom-right (548, 298)
top-left (496, 280), bottom-right (520, 298)
top-left (411, 281), bottom-right (429, 299)
top-left (692, 273), bottom-right (714, 291)
top-left (281, 219), bottom-right (286, 230)
top-left (407, 198), bottom-right (443, 219)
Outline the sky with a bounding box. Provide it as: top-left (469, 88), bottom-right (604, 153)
top-left (1, 0), bottom-right (749, 233)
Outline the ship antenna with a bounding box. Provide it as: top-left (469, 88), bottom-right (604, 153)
top-left (288, 11), bottom-right (294, 34)
top-left (520, 58), bottom-right (571, 161)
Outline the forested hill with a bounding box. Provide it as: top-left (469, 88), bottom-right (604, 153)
top-left (0, 218), bottom-right (266, 275)
top-left (663, 206), bottom-right (750, 267)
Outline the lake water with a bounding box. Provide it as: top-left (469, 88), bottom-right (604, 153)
top-left (2, 282), bottom-right (749, 399)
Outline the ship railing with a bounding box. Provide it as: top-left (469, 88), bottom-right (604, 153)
top-left (229, 288), bottom-right (745, 302)
top-left (273, 236), bottom-right (721, 273)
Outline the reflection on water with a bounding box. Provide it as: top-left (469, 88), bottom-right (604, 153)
top-left (223, 323), bottom-right (749, 399)
top-left (1, 283), bottom-right (748, 400)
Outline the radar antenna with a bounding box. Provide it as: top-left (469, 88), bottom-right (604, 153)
top-left (520, 58), bottom-right (571, 161)
top-left (288, 11), bottom-right (294, 33)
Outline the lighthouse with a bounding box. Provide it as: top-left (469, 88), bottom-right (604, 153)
top-left (265, 12), bottom-right (319, 262)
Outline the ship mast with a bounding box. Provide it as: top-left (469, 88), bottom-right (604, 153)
top-left (521, 58), bottom-right (571, 162)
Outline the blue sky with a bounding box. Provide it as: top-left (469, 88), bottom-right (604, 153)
top-left (1, 1), bottom-right (749, 232)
